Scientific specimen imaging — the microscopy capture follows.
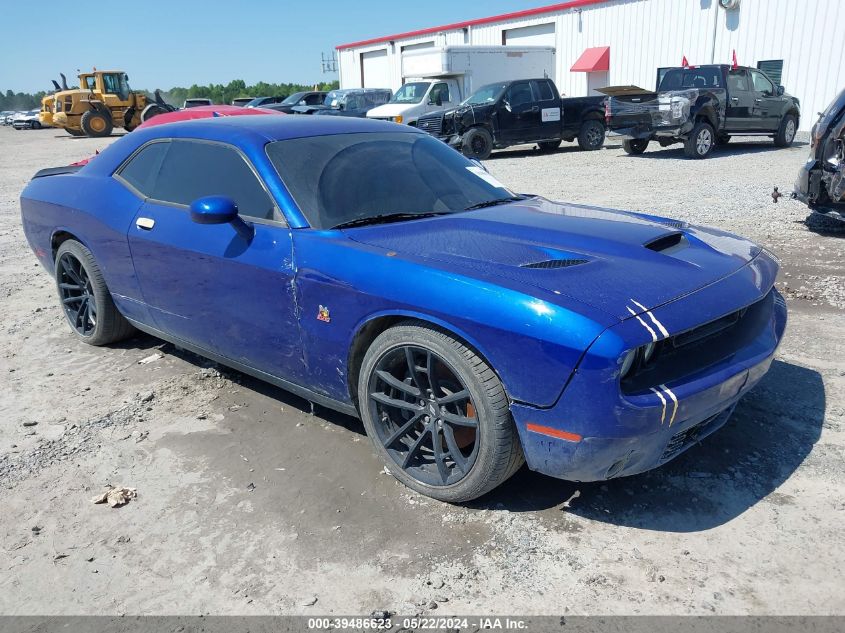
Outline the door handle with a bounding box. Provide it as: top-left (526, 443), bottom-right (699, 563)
top-left (754, 98), bottom-right (762, 103)
top-left (136, 217), bottom-right (155, 230)
top-left (730, 97), bottom-right (739, 103)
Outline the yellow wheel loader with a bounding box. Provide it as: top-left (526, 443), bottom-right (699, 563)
top-left (40, 70), bottom-right (176, 137)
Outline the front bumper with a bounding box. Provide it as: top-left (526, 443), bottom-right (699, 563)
top-left (510, 281), bottom-right (787, 482)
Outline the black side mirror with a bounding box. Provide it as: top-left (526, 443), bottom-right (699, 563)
top-left (190, 196), bottom-right (254, 241)
top-left (777, 85), bottom-right (785, 96)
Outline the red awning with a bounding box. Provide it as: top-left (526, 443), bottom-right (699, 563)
top-left (570, 46), bottom-right (610, 72)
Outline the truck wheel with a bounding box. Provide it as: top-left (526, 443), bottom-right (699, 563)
top-left (462, 127), bottom-right (493, 160)
top-left (31, 120), bottom-right (41, 130)
top-left (774, 114), bottom-right (797, 147)
top-left (80, 110), bottom-right (113, 138)
top-left (537, 140), bottom-right (561, 152)
top-left (622, 138), bottom-right (649, 155)
top-left (683, 121), bottom-right (715, 159)
top-left (577, 119), bottom-right (605, 151)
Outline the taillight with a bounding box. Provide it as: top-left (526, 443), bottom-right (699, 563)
top-left (604, 100), bottom-right (611, 122)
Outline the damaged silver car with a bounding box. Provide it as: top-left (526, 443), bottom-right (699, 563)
top-left (794, 88), bottom-right (845, 222)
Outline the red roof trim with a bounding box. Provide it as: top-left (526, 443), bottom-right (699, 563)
top-left (335, 0), bottom-right (611, 50)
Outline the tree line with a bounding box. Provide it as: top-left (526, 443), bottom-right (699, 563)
top-left (0, 78), bottom-right (340, 112)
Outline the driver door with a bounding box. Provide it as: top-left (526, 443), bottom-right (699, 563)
top-left (749, 69), bottom-right (782, 131)
top-left (118, 139), bottom-right (305, 383)
top-left (498, 81), bottom-right (539, 143)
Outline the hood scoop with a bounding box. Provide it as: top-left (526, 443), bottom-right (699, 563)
top-left (520, 258), bottom-right (589, 270)
top-left (645, 231), bottom-right (686, 254)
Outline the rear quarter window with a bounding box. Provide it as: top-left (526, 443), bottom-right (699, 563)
top-left (117, 141), bottom-right (169, 198)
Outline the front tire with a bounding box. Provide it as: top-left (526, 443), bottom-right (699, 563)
top-left (622, 138), bottom-right (649, 155)
top-left (31, 120), bottom-right (41, 130)
top-left (684, 121), bottom-right (715, 159)
top-left (54, 240), bottom-right (135, 346)
top-left (358, 322), bottom-right (523, 503)
top-left (80, 109), bottom-right (113, 137)
top-left (577, 119), bottom-right (605, 150)
top-left (461, 127), bottom-right (493, 160)
top-left (774, 114), bottom-right (797, 147)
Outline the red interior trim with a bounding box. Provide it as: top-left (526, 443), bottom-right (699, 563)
top-left (336, 0), bottom-right (611, 50)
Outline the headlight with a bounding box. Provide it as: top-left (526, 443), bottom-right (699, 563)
top-left (393, 115), bottom-right (403, 124)
top-left (642, 341), bottom-right (656, 363)
top-left (619, 349), bottom-right (637, 378)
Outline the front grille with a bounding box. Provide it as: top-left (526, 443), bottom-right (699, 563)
top-left (521, 258), bottom-right (589, 269)
top-left (418, 114), bottom-right (443, 136)
top-left (622, 289), bottom-right (775, 394)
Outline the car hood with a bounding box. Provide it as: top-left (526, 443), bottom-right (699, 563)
top-left (366, 103), bottom-right (421, 118)
top-left (344, 198), bottom-right (761, 322)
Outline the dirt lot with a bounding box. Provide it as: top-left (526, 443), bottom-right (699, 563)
top-left (0, 126), bottom-right (843, 616)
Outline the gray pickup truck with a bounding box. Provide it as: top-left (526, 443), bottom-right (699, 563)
top-left (602, 65), bottom-right (801, 159)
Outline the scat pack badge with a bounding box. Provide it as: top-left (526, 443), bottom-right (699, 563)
top-left (317, 305), bottom-right (331, 323)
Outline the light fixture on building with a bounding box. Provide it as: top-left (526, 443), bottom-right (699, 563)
top-left (719, 0), bottom-right (740, 9)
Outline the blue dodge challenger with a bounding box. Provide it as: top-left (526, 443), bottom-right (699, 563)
top-left (20, 116), bottom-right (786, 502)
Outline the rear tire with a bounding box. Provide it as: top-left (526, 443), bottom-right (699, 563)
top-left (80, 109), bottom-right (113, 137)
top-left (65, 128), bottom-right (86, 137)
top-left (774, 114), bottom-right (797, 147)
top-left (31, 120), bottom-right (41, 130)
top-left (537, 140), bottom-right (561, 152)
top-left (577, 119), bottom-right (605, 150)
top-left (54, 240), bottom-right (135, 346)
top-left (622, 138), bottom-right (649, 155)
top-left (358, 321), bottom-right (523, 503)
top-left (684, 121), bottom-right (715, 159)
top-left (461, 127), bottom-right (493, 160)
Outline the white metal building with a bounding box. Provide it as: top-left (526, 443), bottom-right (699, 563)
top-left (336, 0), bottom-right (844, 130)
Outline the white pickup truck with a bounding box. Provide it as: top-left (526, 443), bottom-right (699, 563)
top-left (366, 45), bottom-right (556, 127)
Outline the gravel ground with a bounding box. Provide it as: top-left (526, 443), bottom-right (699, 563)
top-left (0, 126), bottom-right (843, 616)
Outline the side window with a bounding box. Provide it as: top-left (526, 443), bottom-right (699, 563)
top-left (533, 80), bottom-right (554, 102)
top-left (727, 69), bottom-right (750, 92)
top-left (305, 94), bottom-right (323, 105)
top-left (750, 70), bottom-right (774, 95)
top-left (117, 142), bottom-right (169, 198)
top-left (506, 82), bottom-right (533, 108)
top-left (152, 141), bottom-right (276, 221)
top-left (85, 77), bottom-right (96, 90)
top-left (430, 83), bottom-right (450, 104)
top-left (102, 74), bottom-right (120, 94)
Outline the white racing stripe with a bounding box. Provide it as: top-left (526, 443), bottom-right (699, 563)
top-left (630, 298), bottom-right (670, 338)
top-left (649, 387), bottom-right (667, 425)
top-left (660, 383), bottom-right (679, 426)
top-left (626, 306), bottom-right (657, 342)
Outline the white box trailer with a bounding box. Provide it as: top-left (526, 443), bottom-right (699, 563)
top-left (367, 45), bottom-right (555, 126)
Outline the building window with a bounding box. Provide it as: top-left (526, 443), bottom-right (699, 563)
top-left (757, 60), bottom-right (784, 86)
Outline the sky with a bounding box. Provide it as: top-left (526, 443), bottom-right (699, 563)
top-left (0, 0), bottom-right (531, 93)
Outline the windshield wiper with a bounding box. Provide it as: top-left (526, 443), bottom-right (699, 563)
top-left (332, 212), bottom-right (449, 230)
top-left (463, 195), bottom-right (528, 211)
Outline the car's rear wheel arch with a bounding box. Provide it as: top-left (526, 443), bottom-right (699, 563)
top-left (51, 230), bottom-right (85, 264)
top-left (347, 313), bottom-right (509, 412)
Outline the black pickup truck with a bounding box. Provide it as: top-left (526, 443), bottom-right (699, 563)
top-left (601, 65), bottom-right (801, 159)
top-left (416, 78), bottom-right (606, 159)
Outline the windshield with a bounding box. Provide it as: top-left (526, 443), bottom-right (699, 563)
top-left (463, 82), bottom-right (508, 105)
top-left (323, 91), bottom-right (345, 106)
top-left (281, 92), bottom-right (306, 105)
top-left (658, 67), bottom-right (722, 91)
top-left (267, 132), bottom-right (514, 229)
top-left (389, 82), bottom-right (430, 104)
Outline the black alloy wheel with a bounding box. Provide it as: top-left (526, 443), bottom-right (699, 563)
top-left (57, 251), bottom-right (97, 337)
top-left (368, 345), bottom-right (479, 487)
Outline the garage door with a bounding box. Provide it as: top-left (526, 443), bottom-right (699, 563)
top-left (360, 49), bottom-right (390, 88)
top-left (503, 22), bottom-right (556, 48)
